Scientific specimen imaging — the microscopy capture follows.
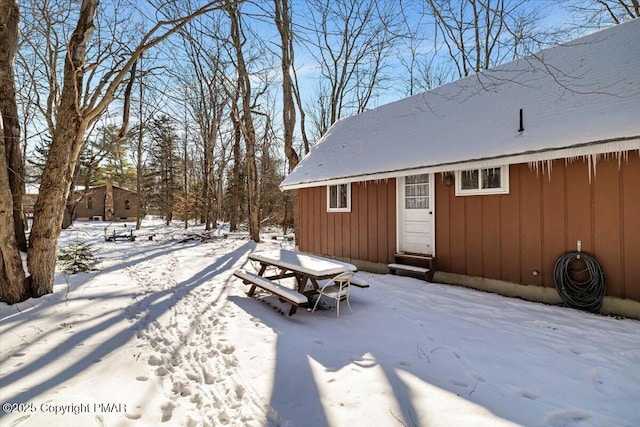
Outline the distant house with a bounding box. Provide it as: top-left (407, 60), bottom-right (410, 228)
top-left (280, 20), bottom-right (640, 317)
top-left (22, 184), bottom-right (39, 219)
top-left (22, 195), bottom-right (38, 219)
top-left (74, 177), bottom-right (139, 221)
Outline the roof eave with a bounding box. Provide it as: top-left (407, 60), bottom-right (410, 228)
top-left (280, 137), bottom-right (640, 191)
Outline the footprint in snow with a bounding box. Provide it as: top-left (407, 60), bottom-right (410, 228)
top-left (545, 409), bottom-right (592, 427)
top-left (235, 385), bottom-right (245, 399)
top-left (160, 401), bottom-right (175, 423)
top-left (203, 370), bottom-right (216, 385)
top-left (449, 379), bottom-right (468, 388)
top-left (218, 411), bottom-right (231, 425)
top-left (148, 355), bottom-right (163, 366)
top-left (515, 388), bottom-right (540, 400)
top-left (190, 393), bottom-right (202, 405)
top-left (471, 371), bottom-right (486, 383)
top-left (172, 381), bottom-right (192, 397)
top-left (217, 342), bottom-right (235, 354)
top-left (589, 368), bottom-right (616, 396)
top-left (156, 366), bottom-right (170, 376)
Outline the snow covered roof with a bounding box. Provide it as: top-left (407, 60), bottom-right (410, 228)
top-left (281, 19), bottom-right (640, 190)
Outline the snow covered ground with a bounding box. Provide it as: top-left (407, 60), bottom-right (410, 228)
top-left (1, 220), bottom-right (639, 427)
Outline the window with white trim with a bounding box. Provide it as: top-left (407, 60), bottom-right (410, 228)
top-left (327, 183), bottom-right (351, 212)
top-left (455, 166), bottom-right (509, 195)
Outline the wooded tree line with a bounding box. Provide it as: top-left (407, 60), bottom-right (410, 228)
top-left (1, 0), bottom-right (638, 302)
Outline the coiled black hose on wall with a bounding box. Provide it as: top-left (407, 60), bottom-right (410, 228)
top-left (553, 251), bottom-right (606, 313)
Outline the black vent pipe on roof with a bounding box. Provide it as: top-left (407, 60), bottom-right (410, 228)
top-left (518, 108), bottom-right (524, 132)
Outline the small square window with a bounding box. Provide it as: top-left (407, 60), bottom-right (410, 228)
top-left (455, 166), bottom-right (509, 196)
top-left (327, 183), bottom-right (351, 212)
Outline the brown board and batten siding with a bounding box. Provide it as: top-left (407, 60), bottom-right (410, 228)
top-left (298, 179), bottom-right (397, 266)
top-left (435, 154), bottom-right (640, 301)
top-left (296, 154), bottom-right (639, 302)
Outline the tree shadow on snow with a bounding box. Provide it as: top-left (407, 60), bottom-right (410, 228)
top-left (0, 240), bottom-right (194, 335)
top-left (0, 241), bottom-right (255, 416)
top-left (228, 291), bottom-right (421, 427)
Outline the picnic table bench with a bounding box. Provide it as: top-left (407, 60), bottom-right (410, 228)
top-left (270, 234), bottom-right (294, 241)
top-left (349, 276), bottom-right (370, 288)
top-left (233, 269), bottom-right (308, 316)
top-left (105, 229), bottom-right (136, 242)
top-left (223, 231), bottom-right (250, 239)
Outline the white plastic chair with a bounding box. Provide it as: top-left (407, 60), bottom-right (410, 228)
top-left (311, 271), bottom-right (354, 317)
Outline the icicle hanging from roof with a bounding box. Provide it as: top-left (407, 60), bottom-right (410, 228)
top-left (528, 159), bottom-right (554, 180)
top-left (526, 147), bottom-right (640, 184)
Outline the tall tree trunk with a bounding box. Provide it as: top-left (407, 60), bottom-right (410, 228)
top-left (202, 104), bottom-right (221, 230)
top-left (274, 0), bottom-right (299, 172)
top-left (1, 113), bottom-right (28, 303)
top-left (0, 0), bottom-right (29, 303)
top-left (135, 60), bottom-right (144, 231)
top-left (204, 129), bottom-right (218, 231)
top-left (27, 0), bottom-right (98, 296)
top-left (0, 0), bottom-right (27, 253)
top-left (202, 138), bottom-right (212, 229)
top-left (228, 3), bottom-right (260, 242)
top-left (29, 122), bottom-right (88, 295)
top-left (274, 0), bottom-right (301, 242)
top-left (183, 124), bottom-right (188, 229)
top-left (215, 162), bottom-right (223, 228)
top-left (230, 112), bottom-right (241, 232)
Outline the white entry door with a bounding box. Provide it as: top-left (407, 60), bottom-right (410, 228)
top-left (398, 174), bottom-right (434, 255)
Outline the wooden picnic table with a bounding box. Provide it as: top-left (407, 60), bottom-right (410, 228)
top-left (235, 249), bottom-right (365, 315)
top-left (248, 249), bottom-right (358, 297)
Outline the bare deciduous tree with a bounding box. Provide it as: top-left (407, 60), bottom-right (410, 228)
top-left (426, 0), bottom-right (546, 78)
top-left (1, 0), bottom-right (27, 254)
top-left (303, 0), bottom-right (404, 137)
top-left (179, 15), bottom-right (228, 231)
top-left (273, 0), bottom-right (304, 238)
top-left (3, 0), bottom-right (229, 302)
top-left (226, 1), bottom-right (261, 242)
top-left (561, 0), bottom-right (639, 29)
top-left (274, 0), bottom-right (298, 171)
top-left (0, 0), bottom-right (28, 302)
top-left (228, 81), bottom-right (243, 233)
